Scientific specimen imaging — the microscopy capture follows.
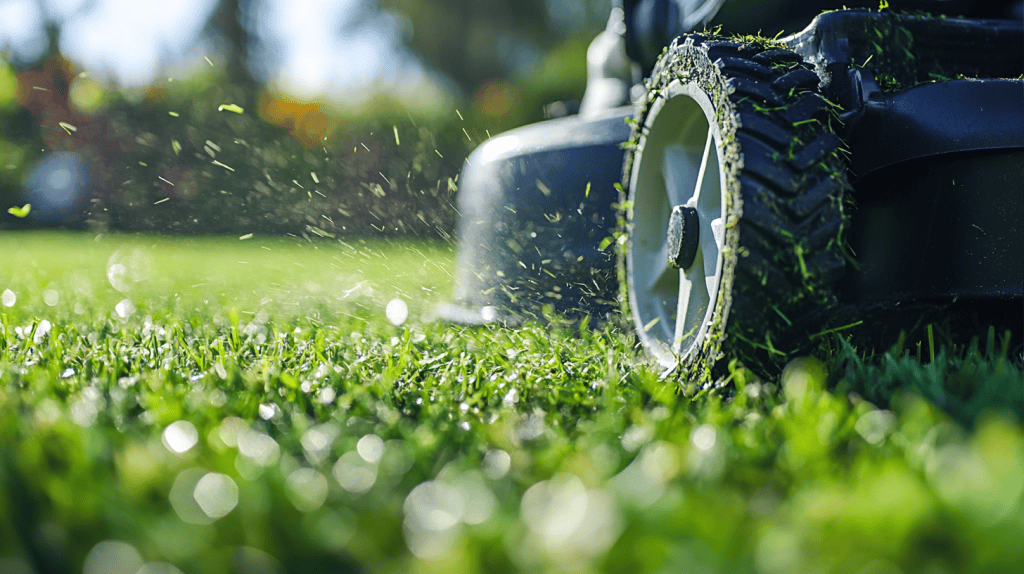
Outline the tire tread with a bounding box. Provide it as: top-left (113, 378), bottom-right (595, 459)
top-left (623, 35), bottom-right (851, 380)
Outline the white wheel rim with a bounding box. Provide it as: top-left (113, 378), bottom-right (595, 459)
top-left (627, 81), bottom-right (726, 370)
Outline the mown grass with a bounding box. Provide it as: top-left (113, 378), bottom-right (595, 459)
top-left (2, 231), bottom-right (1023, 574)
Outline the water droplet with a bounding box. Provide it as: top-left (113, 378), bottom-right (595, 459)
top-left (193, 472), bottom-right (239, 519)
top-left (502, 388), bottom-right (519, 408)
top-left (162, 420), bottom-right (199, 454)
top-left (258, 403), bottom-right (278, 420)
top-left (115, 299), bottom-right (135, 319)
top-left (386, 298), bottom-right (409, 326)
top-left (43, 289), bottom-right (59, 306)
top-left (1, 289), bottom-right (15, 307)
top-left (318, 387), bottom-right (336, 404)
top-left (33, 320), bottom-right (51, 343)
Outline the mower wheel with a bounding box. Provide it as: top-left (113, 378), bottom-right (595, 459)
top-left (621, 35), bottom-right (850, 380)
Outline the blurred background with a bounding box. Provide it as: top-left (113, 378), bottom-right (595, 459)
top-left (0, 0), bottom-right (621, 239)
top-left (2, 0), bottom-right (1016, 239)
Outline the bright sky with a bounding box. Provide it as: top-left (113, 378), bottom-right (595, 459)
top-left (0, 0), bottom-right (423, 104)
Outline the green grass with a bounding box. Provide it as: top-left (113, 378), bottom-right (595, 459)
top-left (2, 232), bottom-right (1023, 574)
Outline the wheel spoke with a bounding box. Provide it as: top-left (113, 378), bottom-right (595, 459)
top-left (702, 216), bottom-right (724, 294)
top-left (674, 249), bottom-right (710, 353)
top-left (689, 126), bottom-right (715, 207)
top-left (672, 268), bottom-right (692, 352)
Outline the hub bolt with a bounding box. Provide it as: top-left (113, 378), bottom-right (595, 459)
top-left (667, 205), bottom-right (699, 269)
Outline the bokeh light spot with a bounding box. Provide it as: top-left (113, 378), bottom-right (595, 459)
top-left (193, 472), bottom-right (239, 519)
top-left (162, 420), bottom-right (199, 454)
top-left (356, 434), bottom-right (384, 464)
top-left (82, 540), bottom-right (143, 574)
top-left (386, 298), bottom-right (408, 326)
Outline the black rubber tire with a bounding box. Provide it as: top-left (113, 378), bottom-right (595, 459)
top-left (620, 34), bottom-right (852, 383)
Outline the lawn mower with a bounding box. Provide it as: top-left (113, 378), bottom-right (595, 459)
top-left (438, 0), bottom-right (1024, 377)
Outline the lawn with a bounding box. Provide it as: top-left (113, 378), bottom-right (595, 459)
top-left (2, 231), bottom-right (1023, 574)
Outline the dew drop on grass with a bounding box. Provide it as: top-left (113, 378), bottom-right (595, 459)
top-left (33, 320), bottom-right (51, 343)
top-left (115, 299), bottom-right (136, 319)
top-left (258, 403), bottom-right (278, 420)
top-left (386, 298), bottom-right (408, 326)
top-left (318, 387), bottom-right (336, 404)
top-left (193, 472), bottom-right (239, 519)
top-left (163, 420), bottom-right (199, 454)
top-left (2, 289), bottom-right (15, 307)
top-left (502, 388), bottom-right (519, 408)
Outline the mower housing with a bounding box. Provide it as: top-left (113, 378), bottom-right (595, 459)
top-left (440, 7), bottom-right (1023, 326)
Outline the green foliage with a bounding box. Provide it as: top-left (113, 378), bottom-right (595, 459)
top-left (1, 232), bottom-right (1023, 574)
top-left (0, 63), bottom-right (469, 237)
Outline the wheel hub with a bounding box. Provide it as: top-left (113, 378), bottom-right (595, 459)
top-left (667, 205), bottom-right (699, 269)
top-left (625, 80), bottom-right (726, 367)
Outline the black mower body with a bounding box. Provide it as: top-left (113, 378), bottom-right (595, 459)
top-left (440, 7), bottom-right (1023, 325)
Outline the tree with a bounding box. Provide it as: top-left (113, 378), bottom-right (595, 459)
top-left (205, 0), bottom-right (259, 105)
top-left (377, 0), bottom-right (576, 97)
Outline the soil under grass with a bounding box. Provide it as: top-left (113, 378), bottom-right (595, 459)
top-left (1, 231), bottom-right (1022, 574)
